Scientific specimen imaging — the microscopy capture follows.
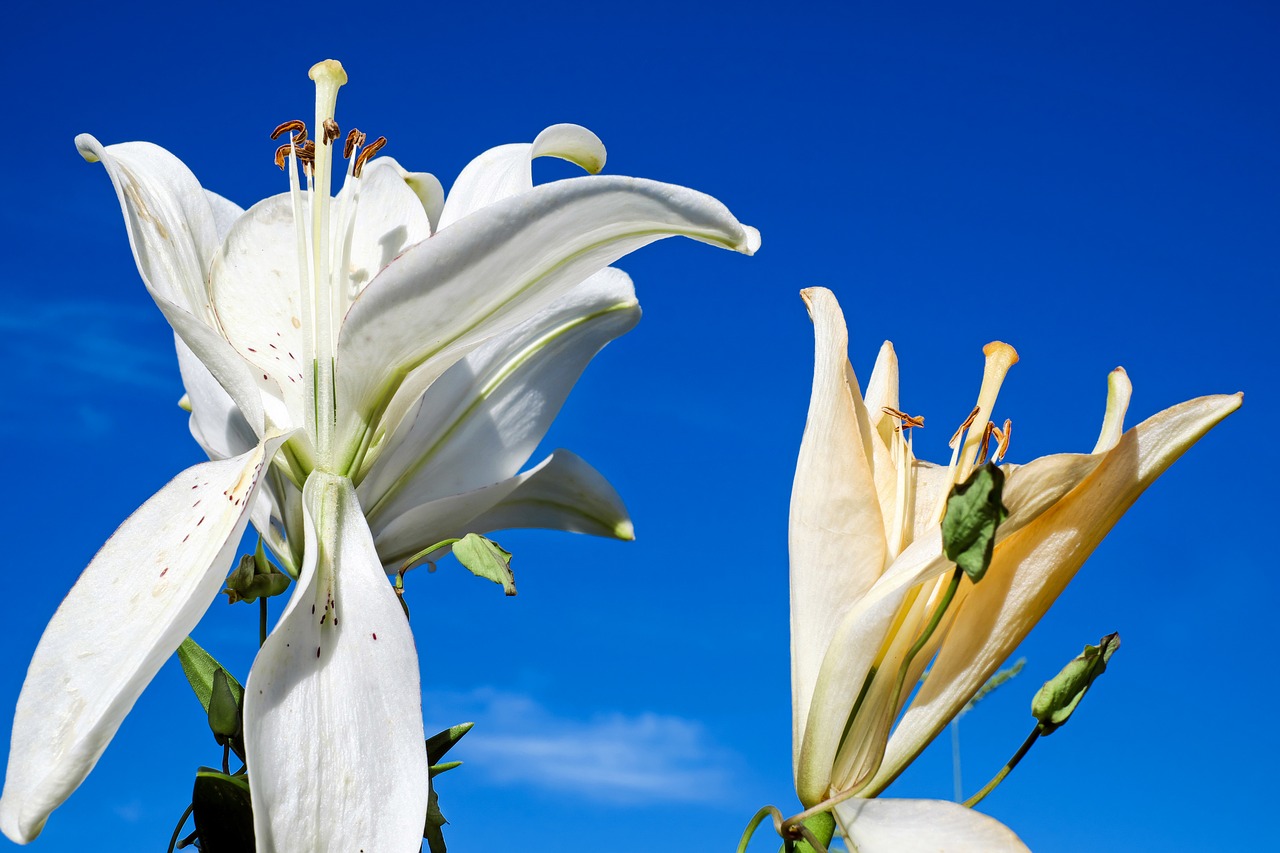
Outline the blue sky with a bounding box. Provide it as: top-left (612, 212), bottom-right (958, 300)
top-left (1, 1), bottom-right (1275, 850)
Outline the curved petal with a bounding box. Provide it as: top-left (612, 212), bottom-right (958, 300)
top-left (1092, 367), bottom-right (1133, 454)
top-left (0, 435), bottom-right (287, 843)
top-left (436, 124), bottom-right (606, 231)
top-left (175, 335), bottom-right (258, 461)
top-left (335, 175), bottom-right (759, 467)
top-left (863, 340), bottom-right (900, 449)
top-left (834, 799), bottom-right (1029, 853)
top-left (378, 156), bottom-right (445, 234)
top-left (359, 268), bottom-right (640, 521)
top-left (77, 134), bottom-right (266, 434)
top-left (244, 472), bottom-right (428, 853)
top-left (868, 392), bottom-right (1242, 794)
top-left (333, 159), bottom-right (433, 299)
top-left (205, 190), bottom-right (245, 243)
top-left (790, 288), bottom-right (887, 783)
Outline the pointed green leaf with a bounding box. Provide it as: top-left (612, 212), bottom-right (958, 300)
top-left (1032, 632), bottom-right (1120, 735)
top-left (452, 534), bottom-right (516, 595)
top-left (191, 768), bottom-right (255, 853)
top-left (425, 722), bottom-right (474, 765)
top-left (177, 637), bottom-right (244, 713)
top-left (942, 463), bottom-right (1009, 582)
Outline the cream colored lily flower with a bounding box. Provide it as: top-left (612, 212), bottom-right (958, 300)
top-left (790, 287), bottom-right (1239, 845)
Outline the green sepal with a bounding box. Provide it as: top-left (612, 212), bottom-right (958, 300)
top-left (208, 668), bottom-right (241, 741)
top-left (779, 810), bottom-right (836, 853)
top-left (1032, 632), bottom-right (1121, 735)
top-left (452, 534), bottom-right (516, 595)
top-left (191, 768), bottom-right (255, 852)
top-left (429, 760), bottom-right (463, 778)
top-left (177, 637), bottom-right (244, 714)
top-left (426, 722), bottom-right (474, 765)
top-left (942, 463), bottom-right (1009, 582)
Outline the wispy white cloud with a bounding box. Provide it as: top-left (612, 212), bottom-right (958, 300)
top-left (426, 688), bottom-right (743, 806)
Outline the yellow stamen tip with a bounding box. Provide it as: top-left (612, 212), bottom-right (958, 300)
top-left (309, 59), bottom-right (348, 87)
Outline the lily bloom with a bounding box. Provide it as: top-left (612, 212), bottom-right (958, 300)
top-left (0, 60), bottom-right (757, 850)
top-left (789, 287), bottom-right (1238, 846)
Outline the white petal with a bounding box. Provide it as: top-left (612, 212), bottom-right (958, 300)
top-left (205, 190), bottom-right (245, 243)
top-left (834, 799), bottom-right (1029, 853)
top-left (1092, 367), bottom-right (1133, 454)
top-left (77, 134), bottom-right (267, 434)
top-left (359, 268), bottom-right (639, 521)
top-left (377, 156), bottom-right (445, 234)
top-left (0, 435), bottom-right (288, 843)
top-left (868, 392), bottom-right (1242, 794)
top-left (436, 124), bottom-right (606, 231)
top-left (175, 335), bottom-right (257, 460)
top-left (789, 288), bottom-right (887, 793)
top-left (334, 159), bottom-right (433, 298)
top-left (244, 472), bottom-right (428, 853)
top-left (335, 175), bottom-right (758, 467)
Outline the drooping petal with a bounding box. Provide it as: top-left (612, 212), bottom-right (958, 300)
top-left (334, 175), bottom-right (758, 468)
top-left (370, 449), bottom-right (630, 568)
top-left (175, 336), bottom-right (258, 461)
top-left (867, 392), bottom-right (1242, 794)
top-left (833, 798), bottom-right (1030, 853)
top-left (377, 156), bottom-right (445, 234)
top-left (359, 268), bottom-right (640, 522)
top-left (0, 435), bottom-right (288, 843)
top-left (76, 134), bottom-right (266, 434)
top-left (244, 472), bottom-right (428, 853)
top-left (436, 124), bottom-right (607, 231)
top-left (790, 287), bottom-right (887, 783)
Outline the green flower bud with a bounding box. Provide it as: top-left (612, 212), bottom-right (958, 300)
top-left (1031, 632), bottom-right (1120, 735)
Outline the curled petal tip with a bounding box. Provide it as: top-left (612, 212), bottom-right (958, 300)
top-left (532, 123), bottom-right (607, 174)
top-left (739, 225), bottom-right (762, 255)
top-left (615, 520), bottom-right (636, 541)
top-left (74, 133), bottom-right (101, 163)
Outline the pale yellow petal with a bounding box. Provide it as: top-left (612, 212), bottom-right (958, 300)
top-left (834, 798), bottom-right (1030, 853)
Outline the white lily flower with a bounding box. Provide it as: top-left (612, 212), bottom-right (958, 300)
top-left (0, 60), bottom-right (757, 850)
top-left (789, 287), bottom-right (1238, 848)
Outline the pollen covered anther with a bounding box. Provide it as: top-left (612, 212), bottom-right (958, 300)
top-left (977, 421), bottom-right (996, 464)
top-left (882, 406), bottom-right (925, 431)
top-left (352, 135), bottom-right (386, 177)
top-left (343, 128), bottom-right (366, 159)
top-left (948, 406), bottom-right (981, 449)
top-left (992, 419), bottom-right (1012, 462)
top-left (323, 118), bottom-right (340, 144)
top-left (270, 119), bottom-right (308, 140)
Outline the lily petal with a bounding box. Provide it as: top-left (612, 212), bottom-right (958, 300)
top-left (175, 336), bottom-right (257, 461)
top-left (333, 158), bottom-right (434, 299)
top-left (205, 190), bottom-right (245, 243)
top-left (868, 392), bottom-right (1243, 793)
top-left (76, 134), bottom-right (266, 434)
top-left (378, 156), bottom-right (445, 234)
top-left (436, 124), bottom-right (607, 231)
top-left (834, 798), bottom-right (1030, 853)
top-left (359, 267), bottom-right (640, 522)
top-left (0, 435), bottom-right (287, 843)
top-left (790, 287), bottom-right (888, 778)
top-left (244, 472), bottom-right (428, 853)
top-left (335, 175), bottom-right (758, 466)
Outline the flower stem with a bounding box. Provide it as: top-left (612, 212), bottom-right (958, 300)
top-left (737, 805), bottom-right (783, 853)
top-left (259, 597), bottom-right (268, 648)
top-left (166, 802), bottom-right (195, 853)
top-left (962, 723), bottom-right (1042, 808)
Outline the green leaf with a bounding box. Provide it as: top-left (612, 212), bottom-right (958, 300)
top-left (177, 638), bottom-right (244, 714)
top-left (191, 768), bottom-right (254, 853)
top-left (424, 786), bottom-right (447, 852)
top-left (779, 811), bottom-right (835, 853)
top-left (429, 760), bottom-right (462, 778)
top-left (426, 722), bottom-right (474, 765)
top-left (208, 668), bottom-right (241, 740)
top-left (452, 534), bottom-right (516, 595)
top-left (1031, 632), bottom-right (1121, 735)
top-left (941, 463), bottom-right (1009, 582)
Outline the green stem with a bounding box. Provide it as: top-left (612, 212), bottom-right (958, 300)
top-left (222, 742), bottom-right (231, 776)
top-left (892, 567), bottom-right (963, 706)
top-left (400, 538), bottom-right (463, 573)
top-left (963, 723), bottom-right (1043, 808)
top-left (259, 597), bottom-right (268, 648)
top-left (737, 805), bottom-right (783, 853)
top-left (166, 802), bottom-right (195, 853)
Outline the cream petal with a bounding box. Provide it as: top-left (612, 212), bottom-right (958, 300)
top-left (867, 392), bottom-right (1242, 794)
top-left (359, 268), bottom-right (639, 522)
top-left (334, 175), bottom-right (758, 470)
top-left (377, 156), bottom-right (445, 234)
top-left (863, 340), bottom-right (901, 448)
top-left (77, 134), bottom-right (267, 435)
top-left (244, 472), bottom-right (428, 853)
top-left (834, 798), bottom-right (1030, 853)
top-left (0, 435), bottom-right (287, 843)
top-left (205, 190), bottom-right (245, 243)
top-left (333, 158), bottom-right (433, 299)
top-left (175, 335), bottom-right (257, 461)
top-left (1092, 367), bottom-right (1133, 454)
top-left (790, 288), bottom-right (888, 784)
top-left (436, 124), bottom-right (606, 231)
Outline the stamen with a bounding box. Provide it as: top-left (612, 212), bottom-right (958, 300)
top-left (977, 421), bottom-right (996, 465)
top-left (352, 135), bottom-right (386, 177)
top-left (323, 118), bottom-right (340, 144)
top-left (948, 406), bottom-right (981, 449)
top-left (344, 128), bottom-right (366, 159)
top-left (270, 119), bottom-right (307, 140)
top-left (993, 419), bottom-right (1012, 462)
top-left (881, 406), bottom-right (925, 431)
top-left (274, 144), bottom-right (289, 170)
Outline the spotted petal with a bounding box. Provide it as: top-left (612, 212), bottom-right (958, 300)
top-left (244, 472), bottom-right (428, 853)
top-left (0, 435), bottom-right (287, 843)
